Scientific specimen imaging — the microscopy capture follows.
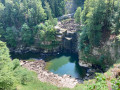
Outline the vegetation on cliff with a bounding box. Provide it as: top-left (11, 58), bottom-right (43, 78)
top-left (75, 0), bottom-right (120, 68)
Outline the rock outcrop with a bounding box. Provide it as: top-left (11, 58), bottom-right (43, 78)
top-left (55, 19), bottom-right (79, 53)
top-left (79, 35), bottom-right (120, 67)
top-left (20, 60), bottom-right (78, 88)
top-left (57, 13), bottom-right (74, 21)
top-left (11, 17), bottom-right (78, 55)
top-left (79, 60), bottom-right (92, 67)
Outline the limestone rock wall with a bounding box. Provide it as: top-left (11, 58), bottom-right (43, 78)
top-left (55, 19), bottom-right (79, 53)
top-left (79, 36), bottom-right (120, 66)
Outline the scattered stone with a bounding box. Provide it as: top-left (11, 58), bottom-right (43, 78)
top-left (20, 60), bottom-right (78, 88)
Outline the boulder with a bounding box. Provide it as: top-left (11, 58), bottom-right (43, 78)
top-left (79, 60), bottom-right (92, 67)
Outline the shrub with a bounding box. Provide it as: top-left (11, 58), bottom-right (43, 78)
top-left (88, 73), bottom-right (108, 90)
top-left (111, 77), bottom-right (120, 90)
top-left (14, 67), bottom-right (34, 85)
top-left (12, 59), bottom-right (20, 70)
top-left (0, 68), bottom-right (15, 90)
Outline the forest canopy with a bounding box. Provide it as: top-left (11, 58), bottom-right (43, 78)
top-left (0, 0), bottom-right (65, 50)
top-left (74, 0), bottom-right (120, 67)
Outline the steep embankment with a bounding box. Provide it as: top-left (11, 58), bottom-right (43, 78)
top-left (20, 60), bottom-right (120, 89)
top-left (104, 63), bottom-right (120, 89)
top-left (77, 63), bottom-right (120, 90)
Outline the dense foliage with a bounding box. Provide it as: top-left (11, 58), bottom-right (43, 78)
top-left (74, 0), bottom-right (120, 66)
top-left (0, 0), bottom-right (65, 50)
top-left (74, 7), bottom-right (82, 24)
top-left (0, 40), bottom-right (34, 89)
top-left (74, 0), bottom-right (85, 7)
top-left (41, 0), bottom-right (65, 17)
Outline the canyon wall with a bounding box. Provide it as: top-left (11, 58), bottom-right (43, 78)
top-left (79, 36), bottom-right (120, 67)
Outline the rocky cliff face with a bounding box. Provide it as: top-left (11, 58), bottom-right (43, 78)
top-left (55, 19), bottom-right (79, 53)
top-left (11, 17), bottom-right (79, 55)
top-left (79, 35), bottom-right (120, 67)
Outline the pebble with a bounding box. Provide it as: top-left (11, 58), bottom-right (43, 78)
top-left (21, 60), bottom-right (79, 88)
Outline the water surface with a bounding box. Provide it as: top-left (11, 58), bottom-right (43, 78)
top-left (11, 52), bottom-right (87, 79)
top-left (45, 53), bottom-right (87, 79)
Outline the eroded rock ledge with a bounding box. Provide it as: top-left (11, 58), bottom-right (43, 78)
top-left (20, 60), bottom-right (78, 88)
top-left (79, 60), bottom-right (92, 67)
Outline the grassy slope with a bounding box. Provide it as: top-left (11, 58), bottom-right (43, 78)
top-left (18, 80), bottom-right (88, 90)
top-left (17, 76), bottom-right (91, 90)
top-left (18, 79), bottom-right (67, 90)
top-left (17, 70), bottom-right (69, 90)
top-left (18, 78), bottom-right (93, 90)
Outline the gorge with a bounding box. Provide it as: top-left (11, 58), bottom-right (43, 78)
top-left (10, 18), bottom-right (93, 87)
top-left (1, 0), bottom-right (120, 89)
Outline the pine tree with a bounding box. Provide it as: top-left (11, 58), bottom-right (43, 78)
top-left (21, 23), bottom-right (32, 46)
top-left (74, 7), bottom-right (82, 24)
top-left (44, 1), bottom-right (53, 20)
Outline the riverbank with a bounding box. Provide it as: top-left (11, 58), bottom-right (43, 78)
top-left (20, 60), bottom-right (78, 88)
top-left (20, 60), bottom-right (120, 89)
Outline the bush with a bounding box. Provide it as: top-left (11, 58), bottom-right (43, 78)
top-left (14, 67), bottom-right (34, 85)
top-left (74, 7), bottom-right (82, 24)
top-left (13, 59), bottom-right (20, 70)
top-left (12, 59), bottom-right (20, 70)
top-left (88, 73), bottom-right (108, 90)
top-left (111, 77), bottom-right (120, 90)
top-left (0, 68), bottom-right (15, 90)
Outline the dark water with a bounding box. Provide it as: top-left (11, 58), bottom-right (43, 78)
top-left (45, 53), bottom-right (87, 79)
top-left (10, 52), bottom-right (87, 79)
top-left (10, 52), bottom-right (43, 60)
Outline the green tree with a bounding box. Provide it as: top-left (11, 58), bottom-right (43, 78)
top-left (111, 0), bottom-right (120, 37)
top-left (0, 41), bottom-right (10, 68)
top-left (0, 41), bottom-right (15, 90)
top-left (0, 40), bottom-right (35, 89)
top-left (21, 23), bottom-right (32, 46)
top-left (4, 27), bottom-right (17, 47)
top-left (74, 7), bottom-right (82, 24)
top-left (44, 2), bottom-right (53, 20)
top-left (42, 0), bottom-right (65, 17)
top-left (74, 0), bottom-right (84, 6)
top-left (78, 0), bottom-right (120, 66)
top-left (0, 3), bottom-right (4, 18)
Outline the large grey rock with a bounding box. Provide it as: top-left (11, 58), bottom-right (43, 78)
top-left (79, 60), bottom-right (92, 67)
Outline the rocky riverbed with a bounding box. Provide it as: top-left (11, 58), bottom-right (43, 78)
top-left (20, 60), bottom-right (78, 88)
